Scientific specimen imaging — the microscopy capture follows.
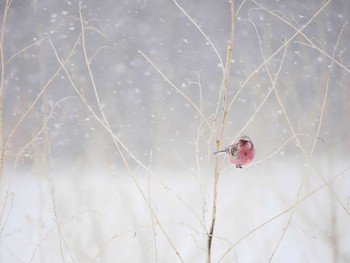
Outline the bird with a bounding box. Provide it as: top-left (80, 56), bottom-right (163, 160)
top-left (213, 135), bottom-right (255, 168)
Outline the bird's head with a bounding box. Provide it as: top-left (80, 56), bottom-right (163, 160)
top-left (239, 136), bottom-right (253, 148)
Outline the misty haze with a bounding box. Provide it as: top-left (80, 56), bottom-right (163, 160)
top-left (0, 0), bottom-right (350, 262)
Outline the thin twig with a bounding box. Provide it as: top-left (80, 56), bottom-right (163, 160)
top-left (0, 0), bottom-right (13, 182)
top-left (138, 50), bottom-right (211, 129)
top-left (251, 0), bottom-right (350, 75)
top-left (4, 33), bottom-right (83, 148)
top-left (268, 180), bottom-right (304, 262)
top-left (5, 36), bottom-right (49, 65)
top-left (0, 0), bottom-right (13, 229)
top-left (46, 5), bottom-right (186, 261)
top-left (14, 97), bottom-right (77, 166)
top-left (146, 150), bottom-right (158, 262)
top-left (195, 72), bottom-right (204, 177)
top-left (269, 47), bottom-right (350, 216)
top-left (250, 133), bottom-right (310, 167)
top-left (310, 22), bottom-right (348, 155)
top-left (172, 0), bottom-right (224, 73)
top-left (227, 0), bottom-right (332, 111)
top-left (218, 166), bottom-right (350, 262)
top-left (247, 23), bottom-right (299, 261)
top-left (29, 210), bottom-right (104, 262)
top-left (207, 1), bottom-right (235, 262)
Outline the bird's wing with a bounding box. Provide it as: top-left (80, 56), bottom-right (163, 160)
top-left (228, 143), bottom-right (239, 157)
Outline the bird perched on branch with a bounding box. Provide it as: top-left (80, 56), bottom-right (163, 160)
top-left (213, 136), bottom-right (255, 168)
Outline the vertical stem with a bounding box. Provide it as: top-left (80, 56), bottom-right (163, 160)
top-left (207, 1), bottom-right (235, 262)
top-left (0, 0), bottom-right (12, 181)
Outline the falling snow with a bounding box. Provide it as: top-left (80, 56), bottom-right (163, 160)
top-left (1, 0), bottom-right (350, 262)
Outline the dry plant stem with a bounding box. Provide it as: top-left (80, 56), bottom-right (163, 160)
top-left (141, 0), bottom-right (228, 242)
top-left (251, 133), bottom-right (309, 166)
top-left (310, 22), bottom-right (348, 155)
top-left (79, 2), bottom-right (106, 123)
top-left (219, 1), bottom-right (341, 261)
top-left (29, 209), bottom-right (103, 262)
top-left (195, 72), bottom-right (204, 176)
top-left (143, 0), bottom-right (224, 150)
top-left (249, 23), bottom-right (306, 261)
top-left (227, 36), bottom-right (287, 147)
top-left (207, 1), bottom-right (235, 262)
top-left (270, 51), bottom-right (350, 216)
top-left (250, 22), bottom-right (298, 262)
top-left (207, 42), bottom-right (231, 261)
top-left (51, 39), bottom-right (183, 262)
top-left (252, 0), bottom-right (350, 75)
top-left (138, 50), bottom-right (211, 130)
top-left (14, 97), bottom-right (77, 166)
top-left (217, 166), bottom-right (350, 262)
top-left (0, 31), bottom-right (80, 236)
top-left (172, 0), bottom-right (224, 74)
top-left (268, 180), bottom-right (304, 262)
top-left (263, 24), bottom-right (348, 263)
top-left (4, 34), bottom-right (81, 148)
top-left (92, 221), bottom-right (201, 263)
top-left (48, 4), bottom-right (185, 261)
top-left (0, 0), bottom-right (12, 231)
top-left (227, 0), bottom-right (332, 111)
top-left (0, 192), bottom-right (13, 234)
top-left (5, 36), bottom-right (48, 65)
top-left (231, 1), bottom-right (349, 215)
top-left (250, 16), bottom-right (348, 263)
top-left (13, 98), bottom-right (75, 261)
top-left (146, 152), bottom-right (158, 262)
top-left (148, 0), bottom-right (225, 165)
top-left (149, 179), bottom-right (158, 262)
top-left (0, 0), bottom-right (12, 182)
top-left (50, 173), bottom-right (74, 262)
top-left (235, 0), bottom-right (248, 16)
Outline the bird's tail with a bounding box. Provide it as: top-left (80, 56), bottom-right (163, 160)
top-left (212, 149), bottom-right (227, 155)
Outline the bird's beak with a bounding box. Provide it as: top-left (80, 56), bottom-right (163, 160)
top-left (212, 149), bottom-right (226, 155)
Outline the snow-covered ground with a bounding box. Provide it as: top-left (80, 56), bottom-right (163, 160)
top-left (2, 156), bottom-right (349, 262)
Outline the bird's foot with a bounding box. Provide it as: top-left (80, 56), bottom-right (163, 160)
top-left (236, 164), bottom-right (243, 169)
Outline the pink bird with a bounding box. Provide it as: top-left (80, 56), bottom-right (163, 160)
top-left (213, 135), bottom-right (255, 168)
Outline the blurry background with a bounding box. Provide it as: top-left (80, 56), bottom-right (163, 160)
top-left (1, 0), bottom-right (350, 262)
